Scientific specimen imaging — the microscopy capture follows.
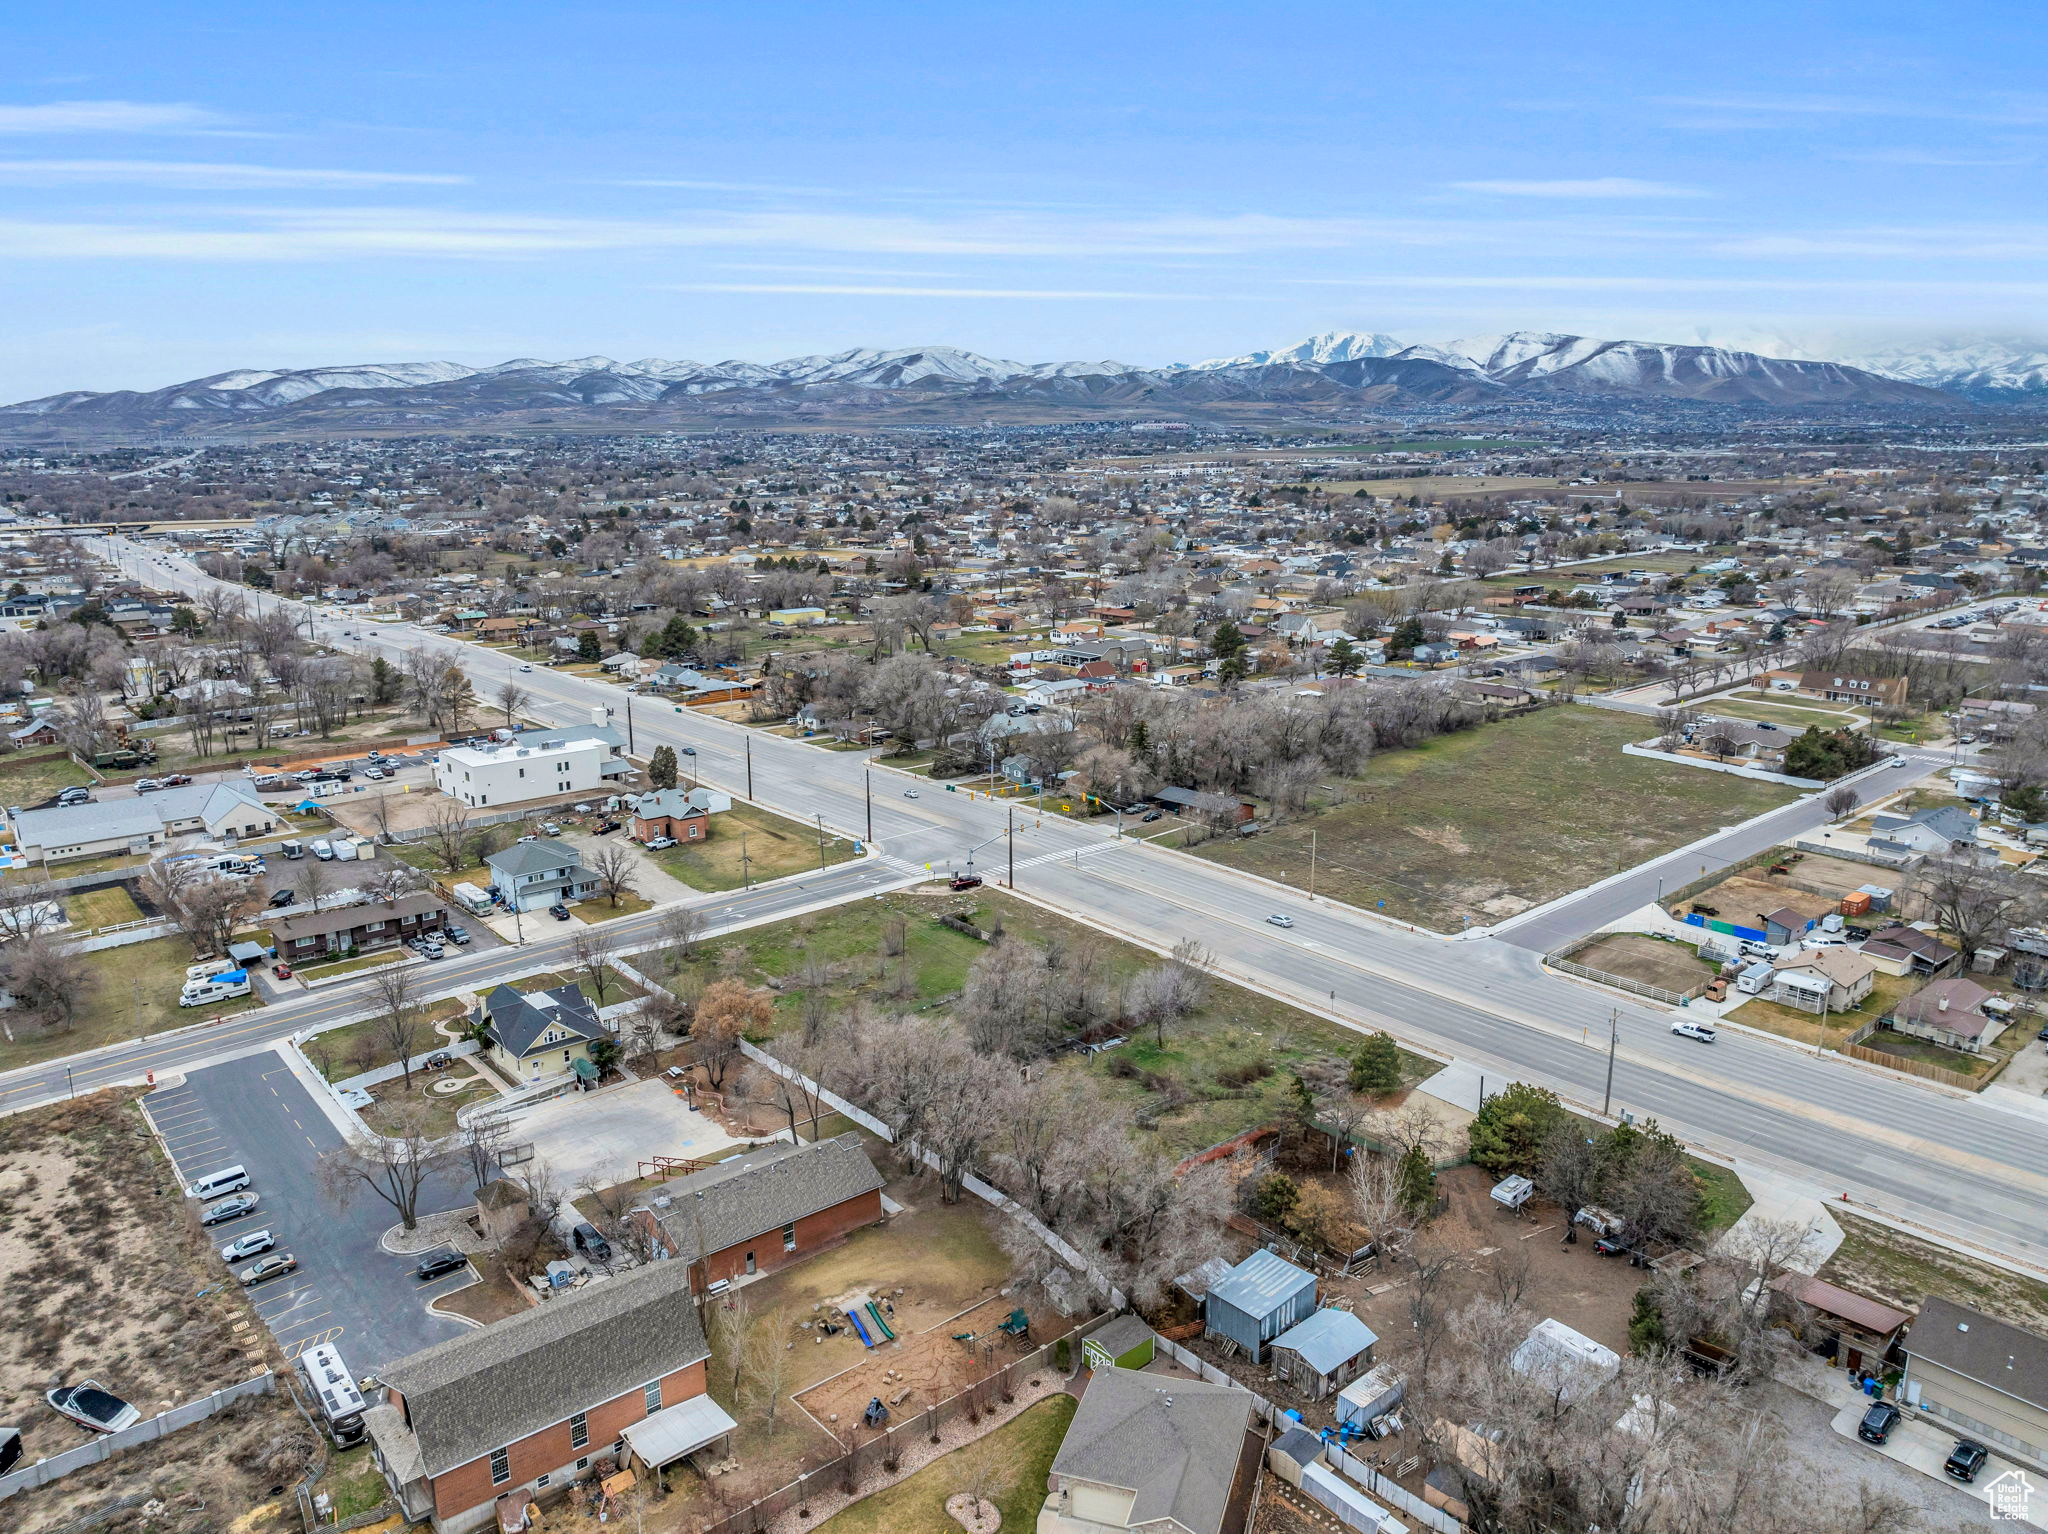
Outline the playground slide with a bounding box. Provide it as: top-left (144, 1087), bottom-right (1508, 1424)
top-left (846, 1309), bottom-right (876, 1348)
top-left (865, 1301), bottom-right (896, 1342)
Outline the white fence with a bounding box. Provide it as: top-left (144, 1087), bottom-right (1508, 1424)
top-left (0, 1373), bottom-right (276, 1502)
top-left (1152, 1336), bottom-right (1464, 1534)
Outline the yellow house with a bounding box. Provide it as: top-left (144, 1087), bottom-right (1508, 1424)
top-left (479, 982), bottom-right (608, 1085)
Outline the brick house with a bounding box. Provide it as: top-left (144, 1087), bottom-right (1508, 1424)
top-left (629, 786), bottom-right (728, 845)
top-left (270, 891), bottom-right (445, 963)
top-left (643, 1133), bottom-right (884, 1291)
top-left (365, 1258), bottom-right (730, 1532)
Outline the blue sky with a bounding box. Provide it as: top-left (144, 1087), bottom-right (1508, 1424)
top-left (2, 0), bottom-right (2044, 397)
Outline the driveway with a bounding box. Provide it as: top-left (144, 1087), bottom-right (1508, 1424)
top-left (144, 1052), bottom-right (478, 1370)
top-left (502, 1077), bottom-right (741, 1192)
top-left (555, 828), bottom-right (697, 905)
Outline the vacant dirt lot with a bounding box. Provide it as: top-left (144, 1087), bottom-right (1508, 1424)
top-left (1194, 706), bottom-right (1796, 930)
top-left (0, 1090), bottom-right (314, 1533)
top-left (1568, 932), bottom-right (1718, 994)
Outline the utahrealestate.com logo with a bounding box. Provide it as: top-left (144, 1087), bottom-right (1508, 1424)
top-left (1987, 1468), bottom-right (2034, 1522)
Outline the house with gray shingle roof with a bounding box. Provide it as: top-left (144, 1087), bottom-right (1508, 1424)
top-left (1043, 1366), bottom-right (1252, 1534)
top-left (480, 981), bottom-right (609, 1084)
top-left (366, 1256), bottom-right (725, 1532)
top-left (644, 1133), bottom-right (884, 1290)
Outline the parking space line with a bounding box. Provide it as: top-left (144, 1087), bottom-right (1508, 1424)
top-left (253, 1282), bottom-right (318, 1308)
top-left (281, 1327), bottom-right (343, 1361)
top-left (264, 1300), bottom-right (330, 1327)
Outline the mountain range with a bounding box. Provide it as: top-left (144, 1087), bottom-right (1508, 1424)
top-left (4, 329), bottom-right (2041, 438)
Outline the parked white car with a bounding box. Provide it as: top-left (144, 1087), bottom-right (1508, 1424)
top-left (219, 1229), bottom-right (276, 1263)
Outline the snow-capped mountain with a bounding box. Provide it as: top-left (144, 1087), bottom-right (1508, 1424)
top-left (0, 328), bottom-right (1990, 436)
top-left (1829, 340), bottom-right (2048, 403)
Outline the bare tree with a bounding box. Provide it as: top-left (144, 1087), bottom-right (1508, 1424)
top-left (367, 962), bottom-right (426, 1089)
top-left (493, 679), bottom-right (532, 729)
top-left (0, 931), bottom-right (94, 1039)
top-left (1916, 855), bottom-right (2030, 961)
top-left (423, 798), bottom-right (474, 872)
top-left (1823, 784), bottom-right (1860, 819)
top-left (316, 1102), bottom-right (456, 1233)
top-left (565, 923), bottom-right (622, 1006)
top-left (658, 903), bottom-right (704, 971)
top-left (584, 841), bottom-right (638, 908)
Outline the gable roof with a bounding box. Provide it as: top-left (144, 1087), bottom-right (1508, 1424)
top-left (651, 1133), bottom-right (883, 1260)
top-left (1207, 1249), bottom-right (1315, 1320)
top-left (1907, 1295), bottom-right (2048, 1409)
top-left (272, 890), bottom-right (442, 943)
top-left (1050, 1366), bottom-right (1250, 1534)
top-left (482, 982), bottom-right (606, 1058)
top-left (484, 838), bottom-right (583, 878)
top-left (381, 1254), bottom-right (710, 1477)
top-left (1270, 1308), bottom-right (1378, 1374)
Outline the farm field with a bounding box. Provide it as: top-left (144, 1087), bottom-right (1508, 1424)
top-left (1191, 705), bottom-right (1797, 930)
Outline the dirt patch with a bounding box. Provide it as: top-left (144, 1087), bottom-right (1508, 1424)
top-left (434, 1271), bottom-right (535, 1326)
top-left (1407, 825), bottom-right (1473, 857)
top-left (794, 1291), bottom-right (1056, 1437)
top-left (0, 1090), bottom-right (315, 1533)
top-left (1821, 1211), bottom-right (2048, 1332)
top-left (1691, 873), bottom-right (1840, 926)
top-left (1569, 932), bottom-right (1717, 994)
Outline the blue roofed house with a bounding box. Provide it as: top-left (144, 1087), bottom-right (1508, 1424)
top-left (1202, 1249), bottom-right (1316, 1363)
top-left (1267, 1308), bottom-right (1379, 1401)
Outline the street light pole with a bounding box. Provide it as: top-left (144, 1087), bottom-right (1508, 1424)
top-left (1008, 805), bottom-right (1015, 888)
top-left (864, 767), bottom-right (873, 844)
top-left (745, 735), bottom-right (754, 800)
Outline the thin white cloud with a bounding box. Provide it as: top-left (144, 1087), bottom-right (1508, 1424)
top-left (0, 160), bottom-right (467, 188)
top-left (1652, 93), bottom-right (2048, 127)
top-left (1451, 177), bottom-right (1707, 199)
top-left (0, 100), bottom-right (235, 134)
top-left (1287, 274), bottom-right (2048, 296)
top-left (1832, 148), bottom-right (2030, 168)
top-left (662, 282), bottom-right (1201, 299)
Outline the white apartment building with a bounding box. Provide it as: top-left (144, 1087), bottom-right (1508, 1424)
top-left (433, 734), bottom-right (612, 809)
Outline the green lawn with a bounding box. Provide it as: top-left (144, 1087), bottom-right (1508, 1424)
top-left (318, 1445), bottom-right (394, 1523)
top-left (1690, 1158), bottom-right (1754, 1234)
top-left (818, 1394), bottom-right (1077, 1534)
top-left (302, 998), bottom-right (471, 1081)
top-left (674, 888), bottom-right (1440, 1159)
top-left (645, 801), bottom-right (858, 892)
top-left (1726, 970), bottom-right (1920, 1050)
top-left (576, 892), bottom-right (655, 923)
top-left (1700, 697), bottom-right (1864, 730)
top-left (514, 965), bottom-right (647, 1003)
top-left (296, 948), bottom-right (408, 982)
top-left (0, 748), bottom-right (92, 804)
top-left (62, 884), bottom-right (143, 930)
top-left (0, 933), bottom-right (261, 1070)
top-left (1191, 705), bottom-right (1798, 931)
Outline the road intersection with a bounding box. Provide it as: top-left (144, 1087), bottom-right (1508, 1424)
top-left (27, 535), bottom-right (2047, 1273)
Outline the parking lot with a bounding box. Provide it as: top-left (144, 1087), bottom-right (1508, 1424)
top-left (144, 1052), bottom-right (479, 1370)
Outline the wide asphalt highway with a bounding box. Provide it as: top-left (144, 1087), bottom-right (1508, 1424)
top-left (70, 536), bottom-right (2048, 1270)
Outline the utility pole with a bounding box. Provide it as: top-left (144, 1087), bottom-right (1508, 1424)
top-left (744, 735), bottom-right (754, 799)
top-left (1309, 829), bottom-right (1318, 900)
top-left (863, 767), bottom-right (873, 844)
top-left (1601, 1007), bottom-right (1619, 1118)
top-left (1007, 805), bottom-right (1015, 888)
top-left (623, 691), bottom-right (634, 754)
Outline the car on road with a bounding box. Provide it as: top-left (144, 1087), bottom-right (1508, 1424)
top-left (548, 903), bottom-right (573, 920)
top-left (45, 1382), bottom-right (140, 1435)
top-left (412, 1250), bottom-right (470, 1281)
top-left (219, 1229), bottom-right (276, 1263)
top-left (571, 1222), bottom-right (613, 1263)
top-left (200, 1192), bottom-right (259, 1226)
top-left (519, 663), bottom-right (534, 671)
top-left (1856, 1401), bottom-right (1900, 1445)
top-left (1266, 913), bottom-right (1294, 928)
top-left (1671, 1021), bottom-right (1718, 1044)
top-left (160, 773), bottom-right (192, 786)
top-left (645, 836), bottom-right (677, 850)
top-left (135, 777), bottom-right (165, 793)
top-left (238, 1253), bottom-right (298, 1287)
top-left (1944, 1439), bottom-right (1989, 1482)
top-left (903, 789), bottom-right (919, 798)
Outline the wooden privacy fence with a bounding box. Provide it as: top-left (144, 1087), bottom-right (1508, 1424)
top-left (1840, 1021), bottom-right (1984, 1091)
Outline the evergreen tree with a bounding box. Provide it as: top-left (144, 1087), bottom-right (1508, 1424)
top-left (1468, 1081), bottom-right (1566, 1175)
top-left (1397, 1144), bottom-right (1436, 1217)
top-left (1327, 636), bottom-right (1361, 676)
top-left (647, 745), bottom-right (679, 790)
top-left (1389, 616), bottom-right (1426, 657)
top-left (369, 656), bottom-right (401, 705)
top-left (1350, 1031), bottom-right (1403, 1095)
top-left (1127, 719), bottom-right (1151, 758)
top-left (577, 630), bottom-right (602, 662)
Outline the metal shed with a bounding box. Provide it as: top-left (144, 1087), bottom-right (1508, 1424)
top-left (1269, 1308), bottom-right (1379, 1400)
top-left (1203, 1249), bottom-right (1317, 1363)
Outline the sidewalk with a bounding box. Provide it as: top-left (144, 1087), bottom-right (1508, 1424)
top-left (1714, 1161), bottom-right (1841, 1270)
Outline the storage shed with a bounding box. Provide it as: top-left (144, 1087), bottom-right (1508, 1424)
top-left (1082, 1314), bottom-right (1157, 1373)
top-left (1269, 1309), bottom-right (1378, 1400)
top-left (1336, 1365), bottom-right (1406, 1432)
top-left (1203, 1249), bottom-right (1317, 1363)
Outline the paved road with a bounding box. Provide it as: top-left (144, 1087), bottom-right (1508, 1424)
top-left (76, 538), bottom-right (2048, 1271)
top-left (0, 853), bottom-right (911, 1114)
top-left (143, 1055), bottom-right (476, 1369)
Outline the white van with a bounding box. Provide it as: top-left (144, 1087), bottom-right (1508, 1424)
top-left (179, 971), bottom-right (251, 1007)
top-left (331, 839), bottom-right (358, 862)
top-left (185, 1165), bottom-right (250, 1200)
top-left (310, 839), bottom-right (335, 861)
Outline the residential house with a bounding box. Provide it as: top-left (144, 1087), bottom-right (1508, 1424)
top-left (272, 891), bottom-right (446, 964)
top-left (1867, 804), bottom-right (1980, 859)
top-left (1882, 975), bottom-right (1999, 1052)
top-left (1768, 1274), bottom-right (1910, 1375)
top-left (642, 1134), bottom-right (884, 1290)
top-left (1203, 1249), bottom-right (1317, 1363)
top-left (8, 781), bottom-right (280, 866)
top-left (484, 839), bottom-right (599, 912)
top-left (1769, 948), bottom-right (1877, 1014)
top-left (1902, 1297), bottom-right (2048, 1473)
top-left (1862, 923), bottom-right (1959, 977)
top-left (1150, 786), bottom-right (1255, 827)
top-left (1267, 1309), bottom-right (1379, 1401)
top-left (1761, 669), bottom-right (1911, 709)
top-left (479, 981), bottom-right (610, 1085)
top-left (1040, 1366), bottom-right (1252, 1534)
top-left (628, 785), bottom-right (728, 844)
top-left (365, 1256), bottom-right (730, 1533)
